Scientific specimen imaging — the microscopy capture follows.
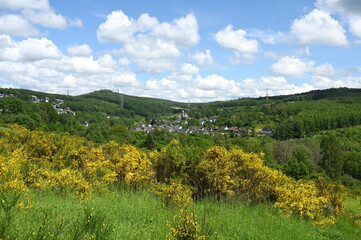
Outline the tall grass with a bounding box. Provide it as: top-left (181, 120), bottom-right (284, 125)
top-left (2, 188), bottom-right (361, 239)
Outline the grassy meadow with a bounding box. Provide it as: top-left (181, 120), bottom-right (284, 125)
top-left (1, 187), bottom-right (360, 240)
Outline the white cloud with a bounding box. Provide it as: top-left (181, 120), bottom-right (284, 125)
top-left (0, 35), bottom-right (61, 61)
top-left (22, 9), bottom-right (67, 29)
top-left (121, 35), bottom-right (181, 73)
top-left (111, 70), bottom-right (139, 87)
top-left (215, 25), bottom-right (259, 63)
top-left (0, 14), bottom-right (40, 36)
top-left (97, 10), bottom-right (135, 43)
top-left (67, 44), bottom-right (92, 57)
top-left (152, 13), bottom-right (200, 48)
top-left (97, 11), bottom-right (159, 43)
top-left (97, 11), bottom-right (201, 74)
top-left (98, 54), bottom-right (117, 68)
top-left (313, 63), bottom-right (335, 77)
top-left (260, 76), bottom-right (288, 89)
top-left (313, 74), bottom-right (361, 88)
top-left (0, 0), bottom-right (82, 32)
top-left (180, 63), bottom-right (199, 75)
top-left (119, 57), bottom-right (131, 66)
top-left (264, 51), bottom-right (281, 60)
top-left (271, 55), bottom-right (337, 79)
top-left (291, 9), bottom-right (348, 46)
top-left (312, 75), bottom-right (344, 88)
top-left (69, 56), bottom-right (113, 74)
top-left (293, 46), bottom-right (312, 56)
top-left (195, 74), bottom-right (240, 91)
top-left (316, 0), bottom-right (361, 39)
top-left (189, 49), bottom-right (214, 68)
top-left (271, 56), bottom-right (314, 77)
top-left (0, 0), bottom-right (50, 11)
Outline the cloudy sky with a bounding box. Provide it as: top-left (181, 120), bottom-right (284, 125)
top-left (0, 0), bottom-right (360, 102)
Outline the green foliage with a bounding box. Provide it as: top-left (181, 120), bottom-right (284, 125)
top-left (320, 134), bottom-right (344, 181)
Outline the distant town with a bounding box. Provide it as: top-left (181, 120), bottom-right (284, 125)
top-left (2, 93), bottom-right (273, 136)
top-left (133, 110), bottom-right (273, 136)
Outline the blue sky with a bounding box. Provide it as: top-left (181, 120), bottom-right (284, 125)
top-left (0, 0), bottom-right (360, 102)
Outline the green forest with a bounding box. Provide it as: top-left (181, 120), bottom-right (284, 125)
top-left (1, 87), bottom-right (361, 239)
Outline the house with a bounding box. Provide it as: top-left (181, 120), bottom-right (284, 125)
top-left (79, 121), bottom-right (89, 127)
top-left (262, 127), bottom-right (273, 136)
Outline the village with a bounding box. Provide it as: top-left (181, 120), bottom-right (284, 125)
top-left (31, 95), bottom-right (74, 115)
top-left (133, 110), bottom-right (273, 136)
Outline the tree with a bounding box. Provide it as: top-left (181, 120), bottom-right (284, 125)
top-left (319, 134), bottom-right (343, 180)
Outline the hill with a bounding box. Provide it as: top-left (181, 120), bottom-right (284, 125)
top-left (1, 87), bottom-right (361, 142)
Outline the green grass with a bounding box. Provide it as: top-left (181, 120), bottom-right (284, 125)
top-left (2, 189), bottom-right (361, 239)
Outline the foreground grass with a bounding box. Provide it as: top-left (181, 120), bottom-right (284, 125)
top-left (2, 188), bottom-right (361, 239)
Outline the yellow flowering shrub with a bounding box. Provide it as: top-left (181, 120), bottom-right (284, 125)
top-left (167, 208), bottom-right (206, 240)
top-left (0, 149), bottom-right (29, 193)
top-left (152, 181), bottom-right (194, 207)
top-left (52, 169), bottom-right (91, 197)
top-left (273, 178), bottom-right (345, 224)
top-left (230, 149), bottom-right (289, 201)
top-left (103, 142), bottom-right (155, 187)
top-left (150, 139), bottom-right (189, 183)
top-left (197, 147), bottom-right (288, 201)
top-left (197, 146), bottom-right (236, 197)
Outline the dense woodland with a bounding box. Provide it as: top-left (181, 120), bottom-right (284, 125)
top-left (1, 87), bottom-right (361, 238)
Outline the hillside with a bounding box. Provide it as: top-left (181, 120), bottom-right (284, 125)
top-left (1, 87), bottom-right (361, 142)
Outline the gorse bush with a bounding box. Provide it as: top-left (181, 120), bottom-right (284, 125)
top-left (273, 179), bottom-right (344, 224)
top-left (152, 180), bottom-right (194, 207)
top-left (0, 126), bottom-right (154, 198)
top-left (197, 147), bottom-right (288, 201)
top-left (167, 208), bottom-right (206, 240)
top-left (0, 125), bottom-right (347, 225)
top-left (103, 141), bottom-right (155, 187)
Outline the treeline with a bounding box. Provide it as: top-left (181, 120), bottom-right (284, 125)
top-left (273, 99), bottom-right (361, 140)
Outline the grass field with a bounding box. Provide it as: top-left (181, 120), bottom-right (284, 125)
top-left (2, 187), bottom-right (361, 240)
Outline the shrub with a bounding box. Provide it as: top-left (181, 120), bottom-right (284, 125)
top-left (152, 181), bottom-right (194, 207)
top-left (167, 208), bottom-right (206, 240)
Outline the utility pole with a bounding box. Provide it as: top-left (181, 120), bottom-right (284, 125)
top-left (266, 89), bottom-right (269, 100)
top-left (118, 89), bottom-right (124, 108)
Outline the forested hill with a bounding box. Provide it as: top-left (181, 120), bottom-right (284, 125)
top-left (1, 87), bottom-right (361, 141)
top-left (0, 88), bottom-right (187, 119)
top-left (186, 87), bottom-right (361, 140)
top-left (80, 90), bottom-right (188, 118)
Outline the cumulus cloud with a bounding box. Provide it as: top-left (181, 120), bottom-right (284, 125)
top-left (189, 49), bottom-right (215, 68)
top-left (0, 14), bottom-right (40, 36)
top-left (271, 56), bottom-right (314, 77)
top-left (316, 0), bottom-right (361, 39)
top-left (97, 10), bottom-right (137, 43)
top-left (97, 11), bottom-right (199, 48)
top-left (97, 11), bottom-right (200, 74)
top-left (291, 9), bottom-right (348, 46)
top-left (67, 44), bottom-right (92, 57)
top-left (0, 35), bottom-right (141, 95)
top-left (0, 0), bottom-right (50, 11)
top-left (121, 35), bottom-right (181, 73)
top-left (313, 63), bottom-right (335, 77)
top-left (271, 55), bottom-right (337, 79)
top-left (152, 13), bottom-right (200, 48)
top-left (180, 63), bottom-right (199, 76)
top-left (0, 35), bottom-right (61, 61)
top-left (119, 57), bottom-right (131, 66)
top-left (215, 25), bottom-right (259, 63)
top-left (0, 0), bottom-right (82, 33)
